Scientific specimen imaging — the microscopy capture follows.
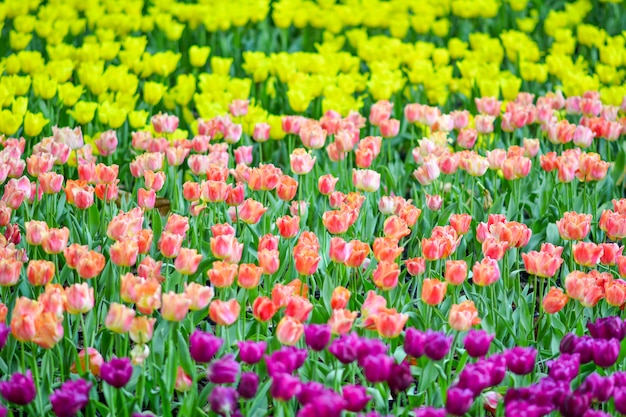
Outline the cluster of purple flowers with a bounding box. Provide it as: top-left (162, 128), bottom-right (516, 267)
top-left (504, 317), bottom-right (626, 417)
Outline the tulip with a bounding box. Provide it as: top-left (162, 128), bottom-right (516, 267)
top-left (424, 331), bottom-right (452, 361)
top-left (237, 372), bottom-right (259, 399)
top-left (387, 360), bottom-right (413, 393)
top-left (50, 379), bottom-right (92, 417)
top-left (0, 371), bottom-right (36, 405)
top-left (237, 341), bottom-right (266, 365)
top-left (445, 386), bottom-right (474, 416)
top-left (101, 357), bottom-right (133, 388)
top-left (592, 338), bottom-right (620, 368)
top-left (189, 330), bottom-right (223, 363)
top-left (404, 328), bottom-right (427, 358)
top-left (208, 386), bottom-right (239, 417)
top-left (207, 354), bottom-right (240, 384)
top-left (464, 329), bottom-right (494, 358)
top-left (505, 347), bottom-right (537, 375)
top-left (342, 384), bottom-right (370, 412)
top-left (304, 324), bottom-right (332, 352)
top-left (362, 354), bottom-right (393, 383)
top-left (271, 373), bottom-right (302, 401)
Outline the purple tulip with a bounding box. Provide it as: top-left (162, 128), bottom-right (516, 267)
top-left (505, 401), bottom-right (551, 417)
top-left (101, 357), bottom-right (133, 388)
top-left (342, 384), bottom-right (370, 412)
top-left (207, 354), bottom-right (240, 384)
top-left (445, 386), bottom-right (475, 416)
top-left (237, 340), bottom-right (266, 364)
top-left (362, 354), bottom-right (393, 384)
top-left (586, 316), bottom-right (625, 341)
top-left (50, 379), bottom-right (92, 417)
top-left (424, 331), bottom-right (452, 361)
top-left (559, 333), bottom-right (577, 354)
top-left (132, 413), bottom-right (157, 417)
top-left (457, 362), bottom-right (493, 396)
top-left (572, 336), bottom-right (594, 364)
top-left (615, 387), bottom-right (626, 414)
top-left (237, 372), bottom-right (259, 399)
top-left (297, 382), bottom-right (326, 405)
top-left (271, 373), bottom-right (302, 401)
top-left (0, 324), bottom-right (9, 350)
top-left (578, 373), bottom-right (614, 402)
top-left (592, 338), bottom-right (620, 368)
top-left (614, 371), bottom-right (626, 387)
top-left (208, 386), bottom-right (239, 417)
top-left (536, 378), bottom-right (569, 407)
top-left (297, 391), bottom-right (344, 417)
top-left (485, 354), bottom-right (507, 386)
top-left (265, 347), bottom-right (307, 376)
top-left (189, 330), bottom-right (223, 363)
top-left (404, 328), bottom-right (427, 358)
top-left (547, 353), bottom-right (580, 382)
top-left (0, 405), bottom-right (6, 417)
top-left (0, 371), bottom-right (36, 405)
top-left (304, 324), bottom-right (332, 351)
top-left (505, 347), bottom-right (536, 375)
top-left (387, 361), bottom-right (413, 393)
top-left (558, 392), bottom-right (591, 417)
top-left (413, 407), bottom-right (446, 417)
top-left (464, 329), bottom-right (494, 358)
top-left (356, 338), bottom-right (389, 366)
top-left (328, 334), bottom-right (359, 364)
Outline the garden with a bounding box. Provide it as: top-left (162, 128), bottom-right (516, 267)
top-left (0, 0), bottom-right (625, 416)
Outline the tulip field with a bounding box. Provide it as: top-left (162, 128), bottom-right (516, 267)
top-left (2, 0), bottom-right (626, 416)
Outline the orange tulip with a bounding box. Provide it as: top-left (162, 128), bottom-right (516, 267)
top-left (383, 215), bottom-right (411, 240)
top-left (361, 290), bottom-right (387, 330)
top-left (110, 239), bottom-right (139, 267)
top-left (238, 263), bottom-right (264, 288)
top-left (556, 212), bottom-right (592, 241)
top-left (322, 209), bottom-right (352, 235)
top-left (174, 248), bottom-right (203, 275)
top-left (184, 283), bottom-right (214, 311)
top-left (25, 220), bottom-right (49, 246)
top-left (65, 283), bottom-right (95, 314)
top-left (572, 242), bottom-right (604, 267)
top-left (105, 303), bottom-right (135, 333)
top-left (372, 261), bottom-right (400, 291)
top-left (237, 198), bottom-right (267, 224)
top-left (33, 312), bottom-right (64, 349)
top-left (10, 297), bottom-right (42, 342)
top-left (346, 240), bottom-right (370, 268)
top-left (331, 286), bottom-right (350, 310)
top-left (422, 278), bottom-right (447, 306)
top-left (252, 296), bottom-right (277, 322)
top-left (271, 284), bottom-right (293, 308)
top-left (294, 247), bottom-right (320, 276)
top-left (257, 250), bottom-right (279, 276)
top-left (276, 215), bottom-right (300, 238)
top-left (328, 308), bottom-right (357, 335)
top-left (276, 175), bottom-right (298, 201)
top-left (449, 213), bottom-right (472, 235)
top-left (158, 231), bottom-right (184, 258)
top-left (542, 287), bottom-right (569, 314)
top-left (41, 227), bottom-right (70, 254)
top-left (276, 316), bottom-right (304, 345)
top-left (129, 316), bottom-right (156, 344)
top-left (27, 260), bottom-right (55, 286)
top-left (605, 279), bottom-right (626, 307)
top-left (472, 258), bottom-right (501, 286)
top-left (161, 292), bottom-right (191, 322)
top-left (448, 300), bottom-right (481, 331)
top-left (207, 261), bottom-right (238, 288)
top-left (209, 299), bottom-right (240, 326)
top-left (445, 260), bottom-right (468, 286)
top-left (72, 348), bottom-right (103, 376)
top-left (371, 308), bottom-right (408, 338)
top-left (373, 237), bottom-right (404, 262)
top-left (285, 296), bottom-right (313, 322)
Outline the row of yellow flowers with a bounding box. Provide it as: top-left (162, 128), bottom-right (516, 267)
top-left (0, 0), bottom-right (625, 138)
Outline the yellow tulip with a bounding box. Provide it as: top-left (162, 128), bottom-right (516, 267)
top-left (24, 112), bottom-right (49, 137)
top-left (58, 83), bottom-right (84, 107)
top-left (0, 110), bottom-right (23, 136)
top-left (68, 102), bottom-right (98, 125)
top-left (143, 82), bottom-right (166, 106)
top-left (128, 110), bottom-right (149, 129)
top-left (211, 57), bottom-right (233, 76)
top-left (12, 97), bottom-right (28, 117)
top-left (9, 31), bottom-right (32, 51)
top-left (189, 46), bottom-right (211, 68)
